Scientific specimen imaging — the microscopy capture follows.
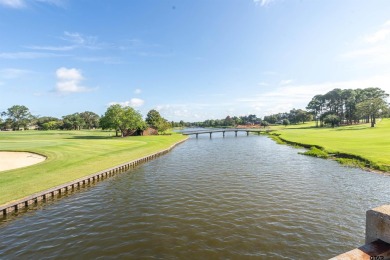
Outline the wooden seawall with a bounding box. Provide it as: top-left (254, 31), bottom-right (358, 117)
top-left (0, 138), bottom-right (188, 217)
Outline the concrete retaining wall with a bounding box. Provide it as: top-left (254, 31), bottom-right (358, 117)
top-left (331, 204), bottom-right (390, 259)
top-left (0, 138), bottom-right (187, 217)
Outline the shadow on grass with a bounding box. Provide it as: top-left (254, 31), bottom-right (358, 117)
top-left (286, 125), bottom-right (370, 131)
top-left (66, 135), bottom-right (115, 140)
top-left (334, 127), bottom-right (370, 131)
top-left (285, 126), bottom-right (319, 130)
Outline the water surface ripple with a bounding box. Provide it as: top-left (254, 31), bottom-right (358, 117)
top-left (1, 133), bottom-right (390, 259)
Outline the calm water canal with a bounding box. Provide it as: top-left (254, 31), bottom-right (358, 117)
top-left (1, 132), bottom-right (390, 259)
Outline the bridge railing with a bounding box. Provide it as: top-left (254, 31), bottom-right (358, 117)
top-left (181, 128), bottom-right (267, 136)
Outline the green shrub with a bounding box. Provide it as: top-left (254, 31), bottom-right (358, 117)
top-left (269, 135), bottom-right (285, 144)
top-left (335, 158), bottom-right (366, 168)
top-left (301, 147), bottom-right (329, 158)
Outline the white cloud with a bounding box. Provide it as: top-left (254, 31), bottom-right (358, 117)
top-left (109, 98), bottom-right (145, 108)
top-left (27, 31), bottom-right (102, 53)
top-left (55, 67), bottom-right (92, 93)
top-left (0, 52), bottom-right (67, 59)
top-left (0, 0), bottom-right (25, 8)
top-left (62, 31), bottom-right (101, 50)
top-left (364, 20), bottom-right (390, 44)
top-left (28, 45), bottom-right (76, 51)
top-left (342, 45), bottom-right (386, 59)
top-left (35, 0), bottom-right (64, 7)
top-left (341, 20), bottom-right (390, 68)
top-left (0, 0), bottom-right (64, 8)
top-left (141, 74), bottom-right (390, 121)
top-left (63, 31), bottom-right (86, 45)
top-left (0, 68), bottom-right (31, 79)
top-left (56, 67), bottom-right (83, 81)
top-left (134, 88), bottom-right (141, 94)
top-left (365, 29), bottom-right (390, 44)
top-left (56, 81), bottom-right (89, 93)
top-left (254, 0), bottom-right (275, 7)
top-left (154, 102), bottom-right (237, 121)
top-left (156, 104), bottom-right (190, 118)
top-left (279, 79), bottom-right (293, 85)
top-left (129, 98), bottom-right (144, 107)
top-left (74, 56), bottom-right (122, 64)
top-left (341, 44), bottom-right (390, 68)
top-left (137, 51), bottom-right (173, 58)
top-left (237, 74), bottom-right (390, 117)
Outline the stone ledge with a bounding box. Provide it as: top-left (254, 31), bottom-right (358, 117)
top-left (332, 205), bottom-right (390, 259)
top-left (366, 205), bottom-right (390, 244)
top-left (330, 239), bottom-right (390, 260)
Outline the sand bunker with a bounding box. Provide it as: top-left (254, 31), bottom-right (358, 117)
top-left (0, 152), bottom-right (46, 172)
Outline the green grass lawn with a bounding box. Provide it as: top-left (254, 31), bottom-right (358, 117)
top-left (0, 130), bottom-right (187, 206)
top-left (273, 118), bottom-right (390, 171)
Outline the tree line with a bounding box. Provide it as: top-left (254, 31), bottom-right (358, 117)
top-left (182, 109), bottom-right (313, 129)
top-left (193, 114), bottom-right (262, 128)
top-left (0, 104), bottom-right (171, 136)
top-left (179, 87), bottom-right (389, 128)
top-left (2, 87), bottom-right (388, 132)
top-left (306, 87), bottom-right (389, 127)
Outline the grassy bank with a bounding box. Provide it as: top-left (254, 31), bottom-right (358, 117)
top-left (272, 119), bottom-right (390, 172)
top-left (0, 130), bottom-right (187, 205)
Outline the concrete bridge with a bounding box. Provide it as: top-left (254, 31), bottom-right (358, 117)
top-left (182, 128), bottom-right (270, 138)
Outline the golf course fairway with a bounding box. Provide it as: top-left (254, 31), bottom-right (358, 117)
top-left (274, 118), bottom-right (390, 172)
top-left (0, 130), bottom-right (187, 206)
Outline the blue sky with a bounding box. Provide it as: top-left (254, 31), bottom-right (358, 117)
top-left (1, 0), bottom-right (390, 121)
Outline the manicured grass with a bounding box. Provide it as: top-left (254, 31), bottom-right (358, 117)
top-left (273, 119), bottom-right (390, 172)
top-left (0, 130), bottom-right (187, 205)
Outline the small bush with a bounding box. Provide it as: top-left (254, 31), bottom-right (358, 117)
top-left (335, 158), bottom-right (366, 168)
top-left (301, 147), bottom-right (329, 159)
top-left (269, 135), bottom-right (285, 144)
